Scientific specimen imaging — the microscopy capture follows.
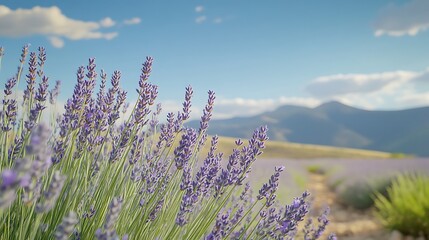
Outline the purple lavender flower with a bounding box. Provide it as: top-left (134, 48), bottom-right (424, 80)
top-left (23, 51), bottom-right (37, 104)
top-left (8, 136), bottom-right (23, 162)
top-left (36, 171), bottom-right (66, 212)
top-left (55, 211), bottom-right (79, 240)
top-left (20, 44), bottom-right (29, 64)
top-left (3, 99), bottom-right (17, 131)
top-left (4, 77), bottom-right (17, 96)
top-left (1, 170), bottom-right (17, 188)
top-left (0, 159), bottom-right (31, 209)
top-left (96, 197), bottom-right (123, 239)
top-left (149, 198), bottom-right (164, 221)
top-left (157, 112), bottom-right (175, 149)
top-left (180, 165), bottom-right (192, 191)
top-left (37, 46), bottom-right (46, 77)
top-left (327, 233), bottom-right (337, 240)
top-left (181, 85), bottom-right (193, 121)
top-left (128, 135), bottom-right (143, 165)
top-left (256, 166), bottom-right (284, 207)
top-left (134, 83), bottom-right (158, 126)
top-left (173, 128), bottom-right (197, 170)
top-left (35, 75), bottom-right (49, 103)
top-left (109, 89), bottom-right (127, 125)
top-left (49, 80), bottom-right (61, 104)
top-left (303, 218), bottom-right (315, 240)
top-left (139, 56), bottom-right (153, 89)
top-left (238, 126), bottom-right (269, 182)
top-left (82, 205), bottom-right (96, 219)
top-left (109, 123), bottom-right (132, 163)
top-left (18, 124), bottom-right (52, 205)
top-left (312, 207), bottom-right (330, 239)
top-left (276, 191), bottom-right (310, 236)
top-left (199, 90), bottom-right (215, 134)
top-left (84, 58), bottom-right (97, 100)
top-left (206, 210), bottom-right (230, 239)
top-left (24, 103), bottom-right (45, 131)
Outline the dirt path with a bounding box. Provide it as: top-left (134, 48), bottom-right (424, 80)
top-left (306, 173), bottom-right (390, 240)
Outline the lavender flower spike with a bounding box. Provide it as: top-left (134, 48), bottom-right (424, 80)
top-left (139, 56), bottom-right (153, 88)
top-left (312, 207), bottom-right (330, 239)
top-left (49, 80), bottom-right (61, 104)
top-left (96, 197), bottom-right (123, 239)
top-left (36, 171), bottom-right (66, 213)
top-left (55, 211), bottom-right (79, 240)
top-left (174, 128), bottom-right (197, 170)
top-left (4, 77), bottom-right (17, 96)
top-left (181, 85), bottom-right (193, 121)
top-left (20, 44), bottom-right (30, 64)
top-left (0, 169), bottom-right (19, 209)
top-left (199, 90), bottom-right (215, 134)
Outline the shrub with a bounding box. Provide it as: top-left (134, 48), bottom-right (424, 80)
top-left (336, 177), bottom-right (392, 210)
top-left (0, 45), bottom-right (335, 239)
top-left (305, 164), bottom-right (326, 175)
top-left (322, 159), bottom-right (429, 210)
top-left (374, 173), bottom-right (429, 238)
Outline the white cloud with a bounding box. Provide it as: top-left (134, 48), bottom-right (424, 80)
top-left (195, 6), bottom-right (204, 13)
top-left (193, 97), bottom-right (320, 119)
top-left (123, 17), bottom-right (141, 25)
top-left (195, 16), bottom-right (207, 24)
top-left (99, 17), bottom-right (115, 28)
top-left (306, 71), bottom-right (418, 97)
top-left (374, 0), bottom-right (429, 37)
top-left (305, 68), bottom-right (429, 110)
top-left (0, 5), bottom-right (118, 47)
top-left (48, 36), bottom-right (65, 48)
top-left (396, 91), bottom-right (429, 107)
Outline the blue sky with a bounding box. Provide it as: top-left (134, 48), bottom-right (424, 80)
top-left (1, 0), bottom-right (429, 119)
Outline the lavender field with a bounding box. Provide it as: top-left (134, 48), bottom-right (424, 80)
top-left (0, 45), bottom-right (342, 239)
top-left (249, 158), bottom-right (429, 239)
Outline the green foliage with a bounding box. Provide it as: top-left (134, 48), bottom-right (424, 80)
top-left (389, 152), bottom-right (409, 159)
top-left (305, 164), bottom-right (326, 175)
top-left (375, 173), bottom-right (429, 238)
top-left (336, 177), bottom-right (392, 210)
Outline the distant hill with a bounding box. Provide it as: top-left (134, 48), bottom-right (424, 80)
top-left (187, 101), bottom-right (429, 156)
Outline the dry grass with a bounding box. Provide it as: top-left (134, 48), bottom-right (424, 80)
top-left (199, 136), bottom-right (393, 159)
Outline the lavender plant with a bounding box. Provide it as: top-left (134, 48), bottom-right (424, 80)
top-left (0, 45), bottom-right (334, 239)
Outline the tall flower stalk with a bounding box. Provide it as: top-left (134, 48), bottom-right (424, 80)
top-left (0, 45), bottom-right (333, 239)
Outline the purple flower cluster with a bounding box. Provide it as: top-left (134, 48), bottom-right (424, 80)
top-left (174, 128), bottom-right (198, 170)
top-left (277, 191), bottom-right (311, 236)
top-left (0, 124), bottom-right (53, 209)
top-left (2, 77), bottom-right (17, 131)
top-left (303, 207), bottom-right (331, 240)
top-left (55, 211), bottom-right (79, 240)
top-left (0, 45), bottom-right (335, 239)
top-left (257, 166), bottom-right (285, 207)
top-left (96, 197), bottom-right (123, 239)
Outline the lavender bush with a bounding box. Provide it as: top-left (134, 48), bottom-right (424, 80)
top-left (0, 45), bottom-right (335, 239)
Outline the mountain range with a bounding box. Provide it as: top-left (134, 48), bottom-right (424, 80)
top-left (187, 101), bottom-right (429, 156)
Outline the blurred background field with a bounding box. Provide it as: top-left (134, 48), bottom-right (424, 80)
top-left (248, 157), bottom-right (429, 239)
top-left (193, 134), bottom-right (429, 239)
